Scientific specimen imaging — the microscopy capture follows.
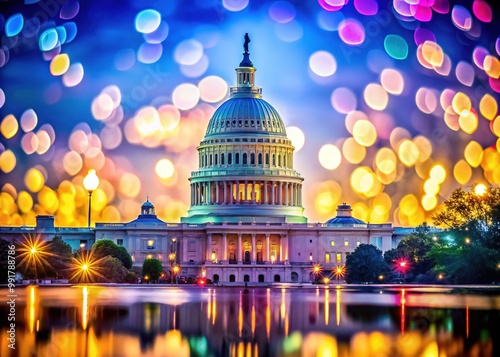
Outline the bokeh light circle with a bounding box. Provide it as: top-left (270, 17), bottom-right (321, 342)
top-left (319, 144), bottom-right (341, 170)
top-left (338, 18), bottom-right (365, 46)
top-left (135, 9), bottom-right (162, 34)
top-left (309, 51), bottom-right (337, 77)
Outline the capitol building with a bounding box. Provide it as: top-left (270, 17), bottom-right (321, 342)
top-left (1, 41), bottom-right (411, 284)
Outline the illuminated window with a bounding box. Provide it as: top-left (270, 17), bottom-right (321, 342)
top-left (147, 254), bottom-right (152, 259)
top-left (330, 240), bottom-right (335, 247)
top-left (147, 239), bottom-right (155, 249)
top-left (357, 241), bottom-right (361, 246)
top-left (336, 253), bottom-right (342, 263)
top-left (344, 240), bottom-right (349, 247)
top-left (325, 253), bottom-right (330, 263)
top-left (117, 239), bottom-right (123, 246)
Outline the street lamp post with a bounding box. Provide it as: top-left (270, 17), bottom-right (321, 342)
top-left (173, 265), bottom-right (179, 284)
top-left (30, 247), bottom-right (38, 284)
top-left (83, 169), bottom-right (99, 228)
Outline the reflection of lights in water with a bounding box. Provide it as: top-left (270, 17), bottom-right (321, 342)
top-left (324, 288), bottom-right (329, 326)
top-left (82, 286), bottom-right (88, 330)
top-left (466, 306), bottom-right (469, 338)
top-left (266, 288), bottom-right (271, 340)
top-left (336, 288), bottom-right (341, 326)
top-left (238, 291), bottom-right (243, 337)
top-left (207, 288), bottom-right (211, 320)
top-left (28, 285), bottom-right (36, 333)
top-left (251, 292), bottom-right (256, 336)
top-left (400, 288), bottom-right (406, 335)
top-left (212, 289), bottom-right (216, 325)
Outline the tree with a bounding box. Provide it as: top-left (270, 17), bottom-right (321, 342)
top-left (95, 256), bottom-right (129, 283)
top-left (142, 258), bottom-right (163, 283)
top-left (92, 240), bottom-right (133, 269)
top-left (431, 184), bottom-right (500, 283)
top-left (345, 244), bottom-right (389, 283)
top-left (395, 224), bottom-right (435, 279)
top-left (46, 236), bottom-right (73, 278)
top-left (433, 184), bottom-right (500, 249)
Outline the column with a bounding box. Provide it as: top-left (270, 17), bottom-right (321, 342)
top-left (278, 182), bottom-right (283, 205)
top-left (224, 182), bottom-right (227, 204)
top-left (271, 182), bottom-right (275, 205)
top-left (263, 181), bottom-right (268, 204)
top-left (290, 183), bottom-right (294, 206)
top-left (237, 180), bottom-right (241, 203)
top-left (216, 181), bottom-right (219, 204)
top-left (223, 234), bottom-right (228, 262)
top-left (282, 235), bottom-right (288, 262)
top-left (252, 181), bottom-right (256, 203)
top-left (266, 234), bottom-right (270, 263)
top-left (244, 180), bottom-right (248, 203)
top-left (230, 182), bottom-right (234, 204)
top-left (207, 182), bottom-right (211, 204)
top-left (279, 235), bottom-right (284, 262)
top-left (182, 236), bottom-right (188, 264)
top-left (251, 234), bottom-right (256, 264)
top-left (206, 234), bottom-right (212, 262)
top-left (237, 234), bottom-right (242, 263)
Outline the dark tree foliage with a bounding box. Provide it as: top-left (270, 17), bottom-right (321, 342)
top-left (396, 224), bottom-right (435, 277)
top-left (45, 236), bottom-right (73, 278)
top-left (95, 256), bottom-right (129, 283)
top-left (117, 246), bottom-right (133, 269)
top-left (142, 258), bottom-right (163, 282)
top-left (433, 184), bottom-right (500, 250)
top-left (345, 244), bottom-right (389, 283)
top-left (92, 239), bottom-right (132, 269)
top-left (430, 183), bottom-right (500, 284)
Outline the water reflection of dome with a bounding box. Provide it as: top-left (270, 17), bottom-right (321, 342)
top-left (326, 203), bottom-right (366, 226)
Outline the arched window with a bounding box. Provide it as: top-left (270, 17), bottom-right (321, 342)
top-left (210, 154), bottom-right (213, 166)
top-left (243, 153), bottom-right (247, 165)
top-left (213, 274), bottom-right (220, 283)
top-left (250, 153), bottom-right (255, 165)
top-left (201, 155), bottom-right (204, 167)
top-left (221, 153), bottom-right (225, 165)
top-left (278, 155), bottom-right (281, 167)
top-left (272, 154), bottom-right (276, 166)
top-left (229, 274), bottom-right (236, 282)
top-left (291, 272), bottom-right (299, 282)
top-left (266, 153), bottom-right (269, 165)
top-left (215, 154), bottom-right (218, 165)
top-left (244, 274), bottom-right (250, 282)
top-left (258, 274), bottom-right (265, 282)
top-left (205, 155), bottom-right (208, 167)
top-left (274, 274), bottom-right (281, 282)
top-left (228, 153), bottom-right (232, 165)
top-left (258, 153), bottom-right (262, 165)
top-left (235, 153), bottom-right (240, 165)
top-left (284, 155), bottom-right (287, 167)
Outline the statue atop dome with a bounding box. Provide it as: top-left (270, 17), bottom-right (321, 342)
top-left (240, 33), bottom-right (253, 67)
top-left (244, 33), bottom-right (250, 53)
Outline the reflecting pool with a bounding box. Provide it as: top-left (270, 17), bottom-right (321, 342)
top-left (1, 285), bottom-right (499, 356)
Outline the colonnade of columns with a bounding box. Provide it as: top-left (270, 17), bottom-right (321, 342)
top-left (205, 233), bottom-right (288, 264)
top-left (191, 180), bottom-right (302, 206)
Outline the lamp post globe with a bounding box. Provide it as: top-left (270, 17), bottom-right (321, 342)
top-left (83, 169), bottom-right (99, 228)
